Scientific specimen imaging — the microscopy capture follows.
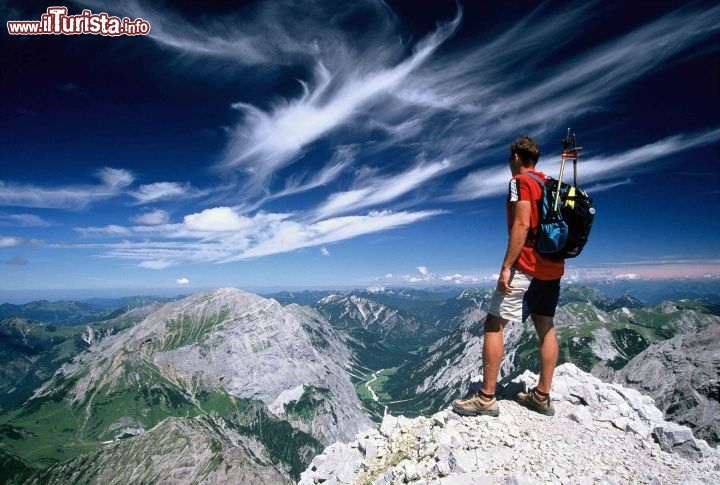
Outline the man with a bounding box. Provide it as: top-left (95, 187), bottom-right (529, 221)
top-left (453, 135), bottom-right (564, 417)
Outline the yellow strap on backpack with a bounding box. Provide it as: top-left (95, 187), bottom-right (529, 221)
top-left (565, 186), bottom-right (576, 209)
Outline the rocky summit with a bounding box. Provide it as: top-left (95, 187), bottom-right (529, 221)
top-left (299, 364), bottom-right (720, 484)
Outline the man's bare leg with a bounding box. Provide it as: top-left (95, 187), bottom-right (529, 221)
top-left (531, 314), bottom-right (558, 395)
top-left (481, 313), bottom-right (508, 396)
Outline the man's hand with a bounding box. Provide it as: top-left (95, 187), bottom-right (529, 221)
top-left (497, 267), bottom-right (513, 295)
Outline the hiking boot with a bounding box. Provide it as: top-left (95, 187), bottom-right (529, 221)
top-left (517, 387), bottom-right (555, 416)
top-left (452, 392), bottom-right (499, 417)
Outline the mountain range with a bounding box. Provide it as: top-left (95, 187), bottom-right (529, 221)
top-left (0, 282), bottom-right (718, 483)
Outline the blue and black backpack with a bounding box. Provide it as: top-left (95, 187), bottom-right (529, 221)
top-left (524, 130), bottom-right (595, 260)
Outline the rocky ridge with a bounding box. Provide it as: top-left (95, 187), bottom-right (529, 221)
top-left (3, 288), bottom-right (374, 483)
top-left (316, 294), bottom-right (425, 339)
top-left (612, 321), bottom-right (720, 445)
top-left (33, 414), bottom-right (291, 484)
top-left (32, 288), bottom-right (371, 445)
top-left (299, 364), bottom-right (719, 484)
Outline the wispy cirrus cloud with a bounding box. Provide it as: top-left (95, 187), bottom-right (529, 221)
top-left (75, 0), bottom-right (719, 216)
top-left (129, 182), bottom-right (208, 205)
top-left (71, 206), bottom-right (443, 269)
top-left (220, 1), bottom-right (717, 211)
top-left (32, 1), bottom-right (720, 277)
top-left (450, 128), bottom-right (720, 201)
top-left (314, 158), bottom-right (453, 219)
top-left (75, 225), bottom-right (132, 237)
top-left (75, 0), bottom-right (383, 65)
top-left (0, 213), bottom-right (53, 227)
top-left (221, 10), bottom-right (462, 193)
top-left (270, 146), bottom-right (357, 200)
top-left (0, 168), bottom-right (134, 210)
top-left (390, 3), bottom-right (720, 162)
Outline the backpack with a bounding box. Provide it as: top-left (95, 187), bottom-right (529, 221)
top-left (525, 172), bottom-right (595, 260)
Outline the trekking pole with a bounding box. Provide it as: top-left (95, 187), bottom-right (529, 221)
top-left (554, 153), bottom-right (566, 213)
top-left (559, 128), bottom-right (583, 209)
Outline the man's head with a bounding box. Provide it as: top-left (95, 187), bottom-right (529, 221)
top-left (509, 135), bottom-right (541, 171)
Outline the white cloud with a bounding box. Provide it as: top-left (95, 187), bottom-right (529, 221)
top-left (76, 1), bottom-right (718, 216)
top-left (132, 209), bottom-right (170, 226)
top-left (176, 277), bottom-right (190, 285)
top-left (585, 178), bottom-right (634, 194)
top-left (38, 2), bottom-right (720, 276)
top-left (615, 273), bottom-right (639, 280)
top-left (137, 260), bottom-right (174, 270)
top-left (76, 0), bottom-right (345, 65)
top-left (183, 207), bottom-right (255, 232)
top-left (397, 3), bottom-right (720, 158)
top-left (97, 167), bottom-right (134, 189)
top-left (76, 225), bottom-right (132, 237)
top-left (0, 213), bottom-right (52, 227)
top-left (0, 236), bottom-right (24, 248)
top-left (440, 273), bottom-right (481, 284)
top-left (130, 182), bottom-right (207, 205)
top-left (220, 10), bottom-right (462, 196)
top-left (314, 158), bottom-right (453, 219)
top-left (231, 209), bottom-right (443, 261)
top-left (0, 236), bottom-right (43, 248)
top-left (75, 208), bottom-right (443, 269)
top-left (320, 246), bottom-right (330, 256)
top-left (263, 146), bottom-right (356, 204)
top-left (450, 128), bottom-right (720, 201)
top-left (0, 168), bottom-right (134, 209)
top-left (402, 265), bottom-right (436, 283)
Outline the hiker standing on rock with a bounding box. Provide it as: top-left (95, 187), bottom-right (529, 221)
top-left (453, 135), bottom-right (564, 417)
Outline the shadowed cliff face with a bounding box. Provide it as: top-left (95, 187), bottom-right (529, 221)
top-left (1, 288), bottom-right (372, 483)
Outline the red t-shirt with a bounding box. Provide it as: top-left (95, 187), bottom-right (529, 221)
top-left (506, 171), bottom-right (564, 280)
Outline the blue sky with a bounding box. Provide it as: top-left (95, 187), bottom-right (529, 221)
top-left (1, 0), bottom-right (719, 296)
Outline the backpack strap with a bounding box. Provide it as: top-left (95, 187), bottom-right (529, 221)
top-left (524, 172), bottom-right (544, 187)
top-left (518, 172), bottom-right (544, 249)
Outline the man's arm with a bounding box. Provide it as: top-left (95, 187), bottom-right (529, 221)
top-left (498, 199), bottom-right (531, 295)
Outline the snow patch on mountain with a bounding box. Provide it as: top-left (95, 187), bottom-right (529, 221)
top-left (269, 384), bottom-right (306, 416)
top-left (590, 327), bottom-right (621, 361)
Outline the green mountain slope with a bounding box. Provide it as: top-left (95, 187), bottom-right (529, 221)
top-left (377, 291), bottom-right (720, 417)
top-left (0, 311), bottom-right (148, 411)
top-left (0, 288), bottom-right (367, 483)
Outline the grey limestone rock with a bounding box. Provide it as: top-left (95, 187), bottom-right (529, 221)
top-left (614, 322), bottom-right (720, 445)
top-left (298, 364), bottom-right (720, 485)
top-left (654, 422), bottom-right (714, 463)
top-left (568, 405), bottom-right (594, 428)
